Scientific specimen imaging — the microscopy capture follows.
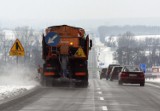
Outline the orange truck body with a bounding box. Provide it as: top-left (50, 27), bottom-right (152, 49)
top-left (40, 25), bottom-right (92, 86)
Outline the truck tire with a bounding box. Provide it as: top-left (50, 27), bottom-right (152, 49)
top-left (82, 65), bottom-right (89, 87)
top-left (41, 75), bottom-right (52, 87)
top-left (75, 81), bottom-right (88, 87)
top-left (83, 80), bottom-right (89, 87)
top-left (73, 60), bottom-right (89, 87)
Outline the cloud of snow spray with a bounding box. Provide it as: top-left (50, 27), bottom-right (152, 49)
top-left (0, 63), bottom-right (39, 86)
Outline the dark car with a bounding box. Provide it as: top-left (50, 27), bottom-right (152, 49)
top-left (100, 68), bottom-right (107, 79)
top-left (118, 65), bottom-right (145, 86)
top-left (109, 66), bottom-right (123, 81)
top-left (106, 64), bottom-right (120, 80)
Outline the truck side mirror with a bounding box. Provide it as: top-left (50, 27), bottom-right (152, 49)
top-left (90, 40), bottom-right (92, 50)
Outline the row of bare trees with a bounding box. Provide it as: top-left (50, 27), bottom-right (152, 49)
top-left (0, 26), bottom-right (43, 67)
top-left (108, 32), bottom-right (160, 67)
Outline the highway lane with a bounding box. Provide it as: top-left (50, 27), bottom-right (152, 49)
top-left (1, 74), bottom-right (160, 111)
top-left (95, 79), bottom-right (160, 111)
top-left (0, 79), bottom-right (100, 111)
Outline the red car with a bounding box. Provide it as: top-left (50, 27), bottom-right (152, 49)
top-left (118, 65), bottom-right (145, 86)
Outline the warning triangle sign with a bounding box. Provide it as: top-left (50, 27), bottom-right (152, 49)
top-left (9, 39), bottom-right (25, 56)
top-left (74, 47), bottom-right (86, 57)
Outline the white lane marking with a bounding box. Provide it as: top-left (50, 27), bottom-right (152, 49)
top-left (92, 81), bottom-right (96, 111)
top-left (98, 91), bottom-right (102, 94)
top-left (100, 97), bottom-right (104, 100)
top-left (102, 106), bottom-right (108, 110)
top-left (146, 83), bottom-right (160, 88)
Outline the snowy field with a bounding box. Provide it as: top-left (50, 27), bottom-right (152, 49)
top-left (105, 35), bottom-right (160, 47)
top-left (146, 78), bottom-right (160, 83)
top-left (0, 64), bottom-right (39, 101)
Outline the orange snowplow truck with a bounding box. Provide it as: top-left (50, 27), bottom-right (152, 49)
top-left (40, 25), bottom-right (92, 86)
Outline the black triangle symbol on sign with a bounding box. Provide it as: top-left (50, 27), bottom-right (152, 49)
top-left (16, 42), bottom-right (21, 50)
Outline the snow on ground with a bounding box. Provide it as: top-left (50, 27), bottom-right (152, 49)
top-left (0, 64), bottom-right (39, 100)
top-left (146, 78), bottom-right (160, 83)
top-left (105, 35), bottom-right (160, 47)
top-left (0, 86), bottom-right (34, 100)
top-left (94, 37), bottom-right (116, 68)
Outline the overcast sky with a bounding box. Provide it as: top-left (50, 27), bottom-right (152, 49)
top-left (0, 0), bottom-right (160, 27)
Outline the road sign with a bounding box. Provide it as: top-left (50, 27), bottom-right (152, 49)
top-left (140, 64), bottom-right (146, 73)
top-left (45, 32), bottom-right (60, 46)
top-left (9, 39), bottom-right (25, 56)
top-left (74, 47), bottom-right (86, 57)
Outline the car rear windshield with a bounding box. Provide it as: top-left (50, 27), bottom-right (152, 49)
top-left (124, 66), bottom-right (140, 72)
top-left (109, 65), bottom-right (120, 70)
top-left (102, 68), bottom-right (107, 72)
top-left (114, 67), bottom-right (122, 71)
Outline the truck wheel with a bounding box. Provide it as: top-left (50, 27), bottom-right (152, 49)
top-left (83, 81), bottom-right (89, 87)
top-left (41, 76), bottom-right (52, 87)
top-left (41, 78), bottom-right (46, 86)
top-left (83, 68), bottom-right (89, 87)
top-left (75, 80), bottom-right (88, 87)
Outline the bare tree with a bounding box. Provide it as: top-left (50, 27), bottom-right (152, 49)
top-left (116, 32), bottom-right (136, 65)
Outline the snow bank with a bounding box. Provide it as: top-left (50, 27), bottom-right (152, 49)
top-left (0, 64), bottom-right (39, 100)
top-left (0, 86), bottom-right (34, 100)
top-left (146, 78), bottom-right (160, 83)
top-left (0, 64), bottom-right (39, 86)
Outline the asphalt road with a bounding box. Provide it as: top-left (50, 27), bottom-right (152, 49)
top-left (2, 48), bottom-right (160, 111)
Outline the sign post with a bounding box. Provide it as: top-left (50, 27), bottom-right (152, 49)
top-left (140, 64), bottom-right (146, 73)
top-left (9, 39), bottom-right (25, 65)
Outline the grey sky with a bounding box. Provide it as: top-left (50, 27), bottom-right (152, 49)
top-left (0, 0), bottom-right (160, 28)
top-left (0, 0), bottom-right (160, 20)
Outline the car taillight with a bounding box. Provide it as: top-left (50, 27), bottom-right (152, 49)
top-left (121, 72), bottom-right (128, 77)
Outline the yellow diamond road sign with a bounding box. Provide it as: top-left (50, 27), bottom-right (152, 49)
top-left (9, 39), bottom-right (25, 56)
top-left (74, 47), bottom-right (86, 57)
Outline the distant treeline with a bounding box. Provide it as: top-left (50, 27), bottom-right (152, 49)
top-left (98, 25), bottom-right (160, 43)
top-left (109, 32), bottom-right (160, 67)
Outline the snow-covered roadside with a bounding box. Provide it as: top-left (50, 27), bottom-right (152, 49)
top-left (0, 64), bottom-right (39, 101)
top-left (146, 78), bottom-right (160, 83)
top-left (0, 86), bottom-right (35, 100)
